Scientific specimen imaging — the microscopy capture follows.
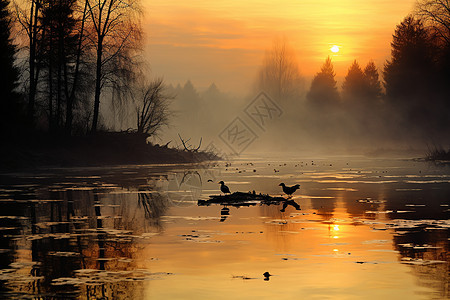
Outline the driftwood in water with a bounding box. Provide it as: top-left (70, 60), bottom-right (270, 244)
top-left (198, 191), bottom-right (287, 207)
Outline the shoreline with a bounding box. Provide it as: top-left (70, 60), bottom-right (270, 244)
top-left (0, 132), bottom-right (220, 172)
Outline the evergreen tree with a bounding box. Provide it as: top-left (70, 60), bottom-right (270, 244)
top-left (0, 0), bottom-right (21, 137)
top-left (342, 60), bottom-right (366, 101)
top-left (363, 61), bottom-right (382, 101)
top-left (416, 0), bottom-right (450, 129)
top-left (40, 0), bottom-right (79, 132)
top-left (383, 15), bottom-right (442, 136)
top-left (306, 56), bottom-right (340, 107)
top-left (383, 16), bottom-right (434, 101)
top-left (178, 80), bottom-right (202, 123)
top-left (182, 80), bottom-right (199, 100)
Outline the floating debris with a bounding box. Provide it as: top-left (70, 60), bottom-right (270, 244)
top-left (163, 216), bottom-right (220, 221)
top-left (232, 275), bottom-right (255, 280)
top-left (48, 251), bottom-right (81, 257)
top-left (325, 187), bottom-right (358, 192)
top-left (198, 192), bottom-right (286, 207)
top-left (51, 269), bottom-right (173, 286)
top-left (398, 243), bottom-right (441, 250)
top-left (400, 258), bottom-right (447, 265)
top-left (178, 232), bottom-right (222, 243)
top-left (321, 243), bottom-right (350, 246)
top-left (358, 198), bottom-right (386, 204)
top-left (409, 179), bottom-right (450, 183)
top-left (0, 216), bottom-right (28, 220)
top-left (362, 240), bottom-right (389, 245)
top-left (368, 249), bottom-right (398, 253)
top-left (265, 219), bottom-right (288, 225)
top-left (365, 210), bottom-right (414, 214)
top-left (280, 257), bottom-right (306, 261)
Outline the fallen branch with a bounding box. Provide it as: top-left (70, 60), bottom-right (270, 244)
top-left (178, 134), bottom-right (202, 152)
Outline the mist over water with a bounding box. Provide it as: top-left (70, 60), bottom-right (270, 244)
top-left (156, 32), bottom-right (449, 157)
top-left (158, 78), bottom-right (440, 158)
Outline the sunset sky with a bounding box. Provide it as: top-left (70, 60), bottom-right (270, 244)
top-left (143, 0), bottom-right (416, 95)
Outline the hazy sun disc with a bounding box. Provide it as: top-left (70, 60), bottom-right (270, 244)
top-left (330, 45), bottom-right (340, 53)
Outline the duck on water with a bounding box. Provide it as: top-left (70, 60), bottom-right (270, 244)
top-left (279, 183), bottom-right (300, 197)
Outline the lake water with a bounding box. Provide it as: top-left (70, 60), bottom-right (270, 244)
top-left (0, 156), bottom-right (449, 299)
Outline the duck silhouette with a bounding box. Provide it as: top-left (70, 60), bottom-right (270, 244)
top-left (219, 181), bottom-right (231, 194)
top-left (279, 183), bottom-right (300, 197)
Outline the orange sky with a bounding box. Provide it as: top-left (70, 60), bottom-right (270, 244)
top-left (143, 0), bottom-right (416, 95)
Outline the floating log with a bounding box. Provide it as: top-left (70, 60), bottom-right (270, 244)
top-left (198, 191), bottom-right (287, 207)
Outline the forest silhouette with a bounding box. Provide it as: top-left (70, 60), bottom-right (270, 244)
top-left (255, 11), bottom-right (450, 154)
top-left (1, 0), bottom-right (449, 168)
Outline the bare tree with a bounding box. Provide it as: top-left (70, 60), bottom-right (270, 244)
top-left (258, 37), bottom-right (304, 102)
top-left (14, 0), bottom-right (45, 122)
top-left (415, 0), bottom-right (450, 46)
top-left (86, 0), bottom-right (142, 133)
top-left (65, 0), bottom-right (90, 134)
top-left (134, 78), bottom-right (171, 137)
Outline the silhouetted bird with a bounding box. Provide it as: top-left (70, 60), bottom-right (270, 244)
top-left (279, 183), bottom-right (300, 196)
top-left (219, 181), bottom-right (231, 194)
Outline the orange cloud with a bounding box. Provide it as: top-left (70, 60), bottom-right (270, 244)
top-left (143, 0), bottom-right (416, 93)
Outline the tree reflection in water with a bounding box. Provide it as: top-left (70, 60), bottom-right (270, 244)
top-left (137, 191), bottom-right (169, 230)
top-left (0, 167), bottom-right (178, 299)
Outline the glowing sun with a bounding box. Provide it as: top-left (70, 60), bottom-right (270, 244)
top-left (330, 45), bottom-right (340, 53)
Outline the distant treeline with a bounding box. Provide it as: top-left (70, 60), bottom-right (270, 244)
top-left (257, 4), bottom-right (450, 148)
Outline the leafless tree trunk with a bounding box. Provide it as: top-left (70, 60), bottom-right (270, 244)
top-left (258, 37), bottom-right (304, 102)
top-left (15, 0), bottom-right (44, 123)
top-left (86, 0), bottom-right (142, 133)
top-left (65, 0), bottom-right (89, 135)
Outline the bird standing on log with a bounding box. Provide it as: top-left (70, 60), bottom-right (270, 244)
top-left (219, 181), bottom-right (231, 195)
top-left (279, 183), bottom-right (300, 197)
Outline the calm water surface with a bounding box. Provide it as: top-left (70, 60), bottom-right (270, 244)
top-left (0, 156), bottom-right (449, 299)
